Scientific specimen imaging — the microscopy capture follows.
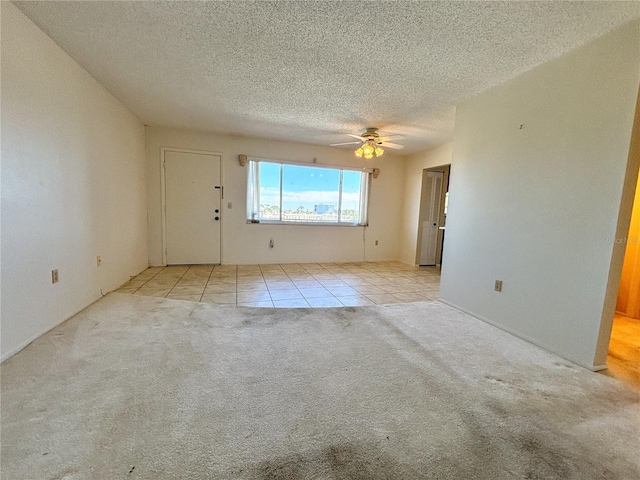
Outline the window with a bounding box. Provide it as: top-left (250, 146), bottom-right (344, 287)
top-left (247, 160), bottom-right (370, 225)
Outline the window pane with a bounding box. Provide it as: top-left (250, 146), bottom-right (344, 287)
top-left (340, 170), bottom-right (363, 224)
top-left (248, 161), bottom-right (369, 225)
top-left (258, 162), bottom-right (281, 221)
top-left (282, 165), bottom-right (340, 223)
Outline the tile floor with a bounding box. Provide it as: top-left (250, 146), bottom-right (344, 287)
top-left (116, 262), bottom-right (441, 308)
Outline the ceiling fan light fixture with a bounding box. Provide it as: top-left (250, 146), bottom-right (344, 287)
top-left (341, 128), bottom-right (402, 158)
top-left (355, 139), bottom-right (384, 159)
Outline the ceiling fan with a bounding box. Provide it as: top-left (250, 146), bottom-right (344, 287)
top-left (330, 127), bottom-right (404, 159)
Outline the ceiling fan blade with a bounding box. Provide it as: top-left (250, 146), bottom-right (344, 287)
top-left (330, 141), bottom-right (363, 146)
top-left (381, 142), bottom-right (404, 149)
top-left (347, 134), bottom-right (365, 140)
top-left (377, 135), bottom-right (404, 142)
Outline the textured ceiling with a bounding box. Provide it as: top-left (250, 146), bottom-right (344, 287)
top-left (13, 1), bottom-right (640, 154)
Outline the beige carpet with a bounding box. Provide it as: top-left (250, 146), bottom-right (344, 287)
top-left (2, 293), bottom-right (639, 479)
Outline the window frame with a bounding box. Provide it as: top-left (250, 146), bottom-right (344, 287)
top-left (246, 158), bottom-right (372, 227)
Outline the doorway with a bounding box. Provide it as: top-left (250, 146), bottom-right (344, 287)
top-left (162, 149), bottom-right (222, 265)
top-left (417, 165), bottom-right (450, 266)
top-left (608, 170), bottom-right (640, 387)
top-left (603, 88), bottom-right (640, 388)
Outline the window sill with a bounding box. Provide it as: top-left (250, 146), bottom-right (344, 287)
top-left (247, 220), bottom-right (367, 227)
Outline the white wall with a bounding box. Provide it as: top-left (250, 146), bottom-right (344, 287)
top-left (146, 127), bottom-right (405, 265)
top-left (1, 3), bottom-right (148, 360)
top-left (398, 143), bottom-right (453, 265)
top-left (440, 20), bottom-right (640, 370)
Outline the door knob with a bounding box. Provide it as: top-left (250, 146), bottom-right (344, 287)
top-left (215, 216), bottom-right (220, 221)
top-left (215, 209), bottom-right (219, 213)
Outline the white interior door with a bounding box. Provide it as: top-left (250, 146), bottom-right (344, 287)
top-left (419, 171), bottom-right (443, 266)
top-left (164, 151), bottom-right (221, 265)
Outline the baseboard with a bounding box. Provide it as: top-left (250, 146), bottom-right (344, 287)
top-left (0, 309), bottom-right (81, 363)
top-left (1, 265), bottom-right (150, 363)
top-left (438, 298), bottom-right (602, 372)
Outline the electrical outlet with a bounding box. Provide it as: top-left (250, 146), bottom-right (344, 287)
top-left (375, 240), bottom-right (379, 246)
top-left (52, 269), bottom-right (59, 284)
top-left (269, 238), bottom-right (274, 248)
top-left (97, 256), bottom-right (102, 267)
top-left (494, 280), bottom-right (503, 292)
top-left (227, 202), bottom-right (233, 209)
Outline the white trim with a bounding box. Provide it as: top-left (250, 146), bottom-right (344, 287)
top-left (1, 291), bottom-right (106, 362)
top-left (246, 155), bottom-right (374, 173)
top-left (278, 161), bottom-right (284, 221)
top-left (1, 317), bottom-right (70, 362)
top-left (247, 159), bottom-right (371, 226)
top-left (439, 298), bottom-right (603, 372)
top-left (247, 221), bottom-right (367, 227)
top-left (337, 170), bottom-right (344, 219)
top-left (219, 153), bottom-right (226, 263)
top-left (160, 147), bottom-right (224, 266)
top-left (160, 149), bottom-right (167, 265)
top-left (0, 286), bottom-right (154, 363)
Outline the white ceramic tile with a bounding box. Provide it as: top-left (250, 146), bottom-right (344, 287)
top-left (298, 287), bottom-right (333, 299)
top-left (269, 289), bottom-right (303, 300)
top-left (273, 299), bottom-right (310, 308)
top-left (338, 295), bottom-right (375, 306)
top-left (306, 297), bottom-right (343, 307)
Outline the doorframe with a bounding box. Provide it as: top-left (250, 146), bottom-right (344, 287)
top-left (415, 164), bottom-right (450, 266)
top-left (160, 147), bottom-right (224, 266)
top-left (598, 88), bottom-right (640, 368)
